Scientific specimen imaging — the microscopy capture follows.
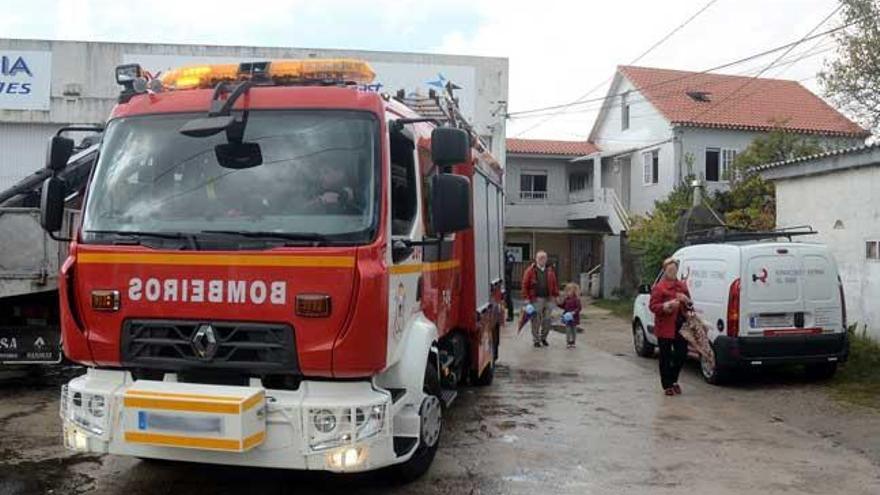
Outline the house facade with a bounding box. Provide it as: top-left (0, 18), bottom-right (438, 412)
top-left (586, 66), bottom-right (868, 216)
top-left (759, 144), bottom-right (880, 340)
top-left (504, 139), bottom-right (628, 295)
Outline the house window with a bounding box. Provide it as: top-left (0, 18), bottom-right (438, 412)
top-left (722, 149), bottom-right (737, 180)
top-left (867, 241), bottom-right (880, 261)
top-left (706, 148), bottom-right (737, 182)
top-left (569, 172), bottom-right (589, 192)
top-left (621, 103), bottom-right (630, 131)
top-left (642, 150), bottom-right (658, 185)
top-left (520, 172), bottom-right (548, 200)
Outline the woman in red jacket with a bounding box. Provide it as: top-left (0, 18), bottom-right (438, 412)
top-left (649, 258), bottom-right (691, 396)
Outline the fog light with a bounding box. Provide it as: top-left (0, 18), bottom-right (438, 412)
top-left (328, 446), bottom-right (366, 469)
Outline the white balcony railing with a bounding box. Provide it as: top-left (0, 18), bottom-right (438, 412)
top-left (519, 190), bottom-right (548, 201)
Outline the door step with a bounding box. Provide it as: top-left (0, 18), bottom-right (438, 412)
top-left (440, 389), bottom-right (457, 407)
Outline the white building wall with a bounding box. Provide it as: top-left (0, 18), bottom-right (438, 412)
top-left (775, 168), bottom-right (880, 339)
top-left (504, 155), bottom-right (570, 229)
top-left (0, 123), bottom-right (60, 190)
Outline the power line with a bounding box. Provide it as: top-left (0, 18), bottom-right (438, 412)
top-left (506, 17), bottom-right (863, 120)
top-left (510, 0), bottom-right (720, 136)
top-left (686, 4), bottom-right (843, 123)
top-left (508, 42), bottom-right (840, 122)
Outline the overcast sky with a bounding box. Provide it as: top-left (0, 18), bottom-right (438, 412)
top-left (1, 0), bottom-right (846, 140)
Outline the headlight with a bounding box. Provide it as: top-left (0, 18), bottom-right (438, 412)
top-left (312, 409), bottom-right (337, 433)
top-left (61, 386), bottom-right (108, 436)
top-left (308, 404), bottom-right (386, 452)
top-left (87, 395), bottom-right (106, 418)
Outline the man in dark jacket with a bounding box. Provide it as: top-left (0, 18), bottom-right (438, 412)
top-left (521, 250), bottom-right (559, 348)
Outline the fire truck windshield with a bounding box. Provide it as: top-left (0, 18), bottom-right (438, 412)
top-left (81, 110), bottom-right (379, 246)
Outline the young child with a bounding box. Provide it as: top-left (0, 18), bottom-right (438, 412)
top-left (560, 283), bottom-right (583, 349)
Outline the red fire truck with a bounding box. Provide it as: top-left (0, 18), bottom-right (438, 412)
top-left (40, 59), bottom-right (505, 478)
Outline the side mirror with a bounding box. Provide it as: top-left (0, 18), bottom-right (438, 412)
top-left (638, 284), bottom-right (651, 295)
top-left (215, 142), bottom-right (263, 169)
top-left (430, 173), bottom-right (471, 234)
top-left (431, 127), bottom-right (470, 166)
top-left (46, 136), bottom-right (75, 171)
top-left (40, 177), bottom-right (66, 234)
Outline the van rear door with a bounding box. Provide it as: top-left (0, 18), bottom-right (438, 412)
top-left (742, 245), bottom-right (803, 336)
top-left (741, 244), bottom-right (842, 336)
top-left (798, 246), bottom-right (843, 334)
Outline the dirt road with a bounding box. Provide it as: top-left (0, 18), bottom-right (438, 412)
top-left (1, 306), bottom-right (878, 494)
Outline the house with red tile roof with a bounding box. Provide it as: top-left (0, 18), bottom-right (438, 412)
top-left (586, 65), bottom-right (869, 217)
top-left (504, 138), bottom-right (628, 291)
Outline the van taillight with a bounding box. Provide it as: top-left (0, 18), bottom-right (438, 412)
top-left (838, 276), bottom-right (847, 329)
top-left (727, 278), bottom-right (741, 337)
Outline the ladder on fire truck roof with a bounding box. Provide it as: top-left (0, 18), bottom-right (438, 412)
top-left (392, 82), bottom-right (492, 158)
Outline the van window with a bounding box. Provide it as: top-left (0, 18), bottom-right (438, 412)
top-left (747, 255), bottom-right (799, 302)
top-left (803, 255), bottom-right (834, 302)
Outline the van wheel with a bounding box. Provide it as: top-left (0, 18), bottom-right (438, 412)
top-left (700, 348), bottom-right (728, 385)
top-left (391, 360), bottom-right (442, 482)
top-left (805, 362), bottom-right (838, 381)
top-left (633, 321), bottom-right (655, 358)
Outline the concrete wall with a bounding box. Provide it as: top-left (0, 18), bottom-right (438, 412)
top-left (0, 39), bottom-right (508, 188)
top-left (775, 166), bottom-right (880, 339)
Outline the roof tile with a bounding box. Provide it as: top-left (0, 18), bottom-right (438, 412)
top-left (506, 138), bottom-right (599, 156)
top-left (618, 65), bottom-right (869, 138)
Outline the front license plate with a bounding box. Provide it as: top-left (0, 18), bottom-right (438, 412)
top-left (0, 327), bottom-right (61, 363)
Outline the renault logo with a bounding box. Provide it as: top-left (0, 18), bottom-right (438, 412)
top-left (192, 324), bottom-right (218, 360)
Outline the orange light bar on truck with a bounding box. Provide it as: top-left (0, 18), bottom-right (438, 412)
top-left (160, 59), bottom-right (376, 90)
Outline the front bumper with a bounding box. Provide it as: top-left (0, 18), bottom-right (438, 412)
top-left (60, 369), bottom-right (418, 472)
top-left (714, 332), bottom-right (849, 368)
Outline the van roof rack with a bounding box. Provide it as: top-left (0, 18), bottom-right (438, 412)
top-left (683, 225), bottom-right (816, 245)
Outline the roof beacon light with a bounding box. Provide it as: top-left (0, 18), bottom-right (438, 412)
top-left (161, 59), bottom-right (375, 90)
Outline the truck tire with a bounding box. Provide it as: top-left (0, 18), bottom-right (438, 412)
top-left (392, 360), bottom-right (442, 482)
top-left (805, 362), bottom-right (838, 381)
top-left (633, 321), bottom-right (655, 358)
top-left (700, 347), bottom-right (728, 385)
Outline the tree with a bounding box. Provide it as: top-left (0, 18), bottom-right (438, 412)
top-left (713, 128), bottom-right (823, 231)
top-left (819, 0), bottom-right (880, 133)
top-left (629, 184), bottom-right (694, 282)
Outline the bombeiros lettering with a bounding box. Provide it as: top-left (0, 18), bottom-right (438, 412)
top-left (128, 278), bottom-right (286, 305)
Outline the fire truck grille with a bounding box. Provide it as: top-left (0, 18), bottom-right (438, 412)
top-left (121, 319), bottom-right (298, 374)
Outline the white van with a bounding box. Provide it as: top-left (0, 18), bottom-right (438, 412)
top-left (632, 241), bottom-right (849, 384)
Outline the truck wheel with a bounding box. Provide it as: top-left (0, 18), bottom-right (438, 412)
top-left (700, 348), bottom-right (728, 385)
top-left (633, 321), bottom-right (655, 358)
top-left (805, 362), bottom-right (838, 381)
top-left (392, 361), bottom-right (442, 482)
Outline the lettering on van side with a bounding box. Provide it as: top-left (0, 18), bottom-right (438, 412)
top-left (128, 278), bottom-right (286, 305)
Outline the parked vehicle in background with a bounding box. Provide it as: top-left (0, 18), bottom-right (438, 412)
top-left (0, 135), bottom-right (98, 372)
top-left (632, 236), bottom-right (849, 384)
top-left (43, 59), bottom-right (504, 479)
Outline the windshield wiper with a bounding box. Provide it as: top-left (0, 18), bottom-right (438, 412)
top-left (200, 230), bottom-right (332, 246)
top-left (85, 230), bottom-right (199, 249)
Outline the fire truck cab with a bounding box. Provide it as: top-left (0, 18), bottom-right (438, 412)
top-left (41, 59), bottom-right (504, 479)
